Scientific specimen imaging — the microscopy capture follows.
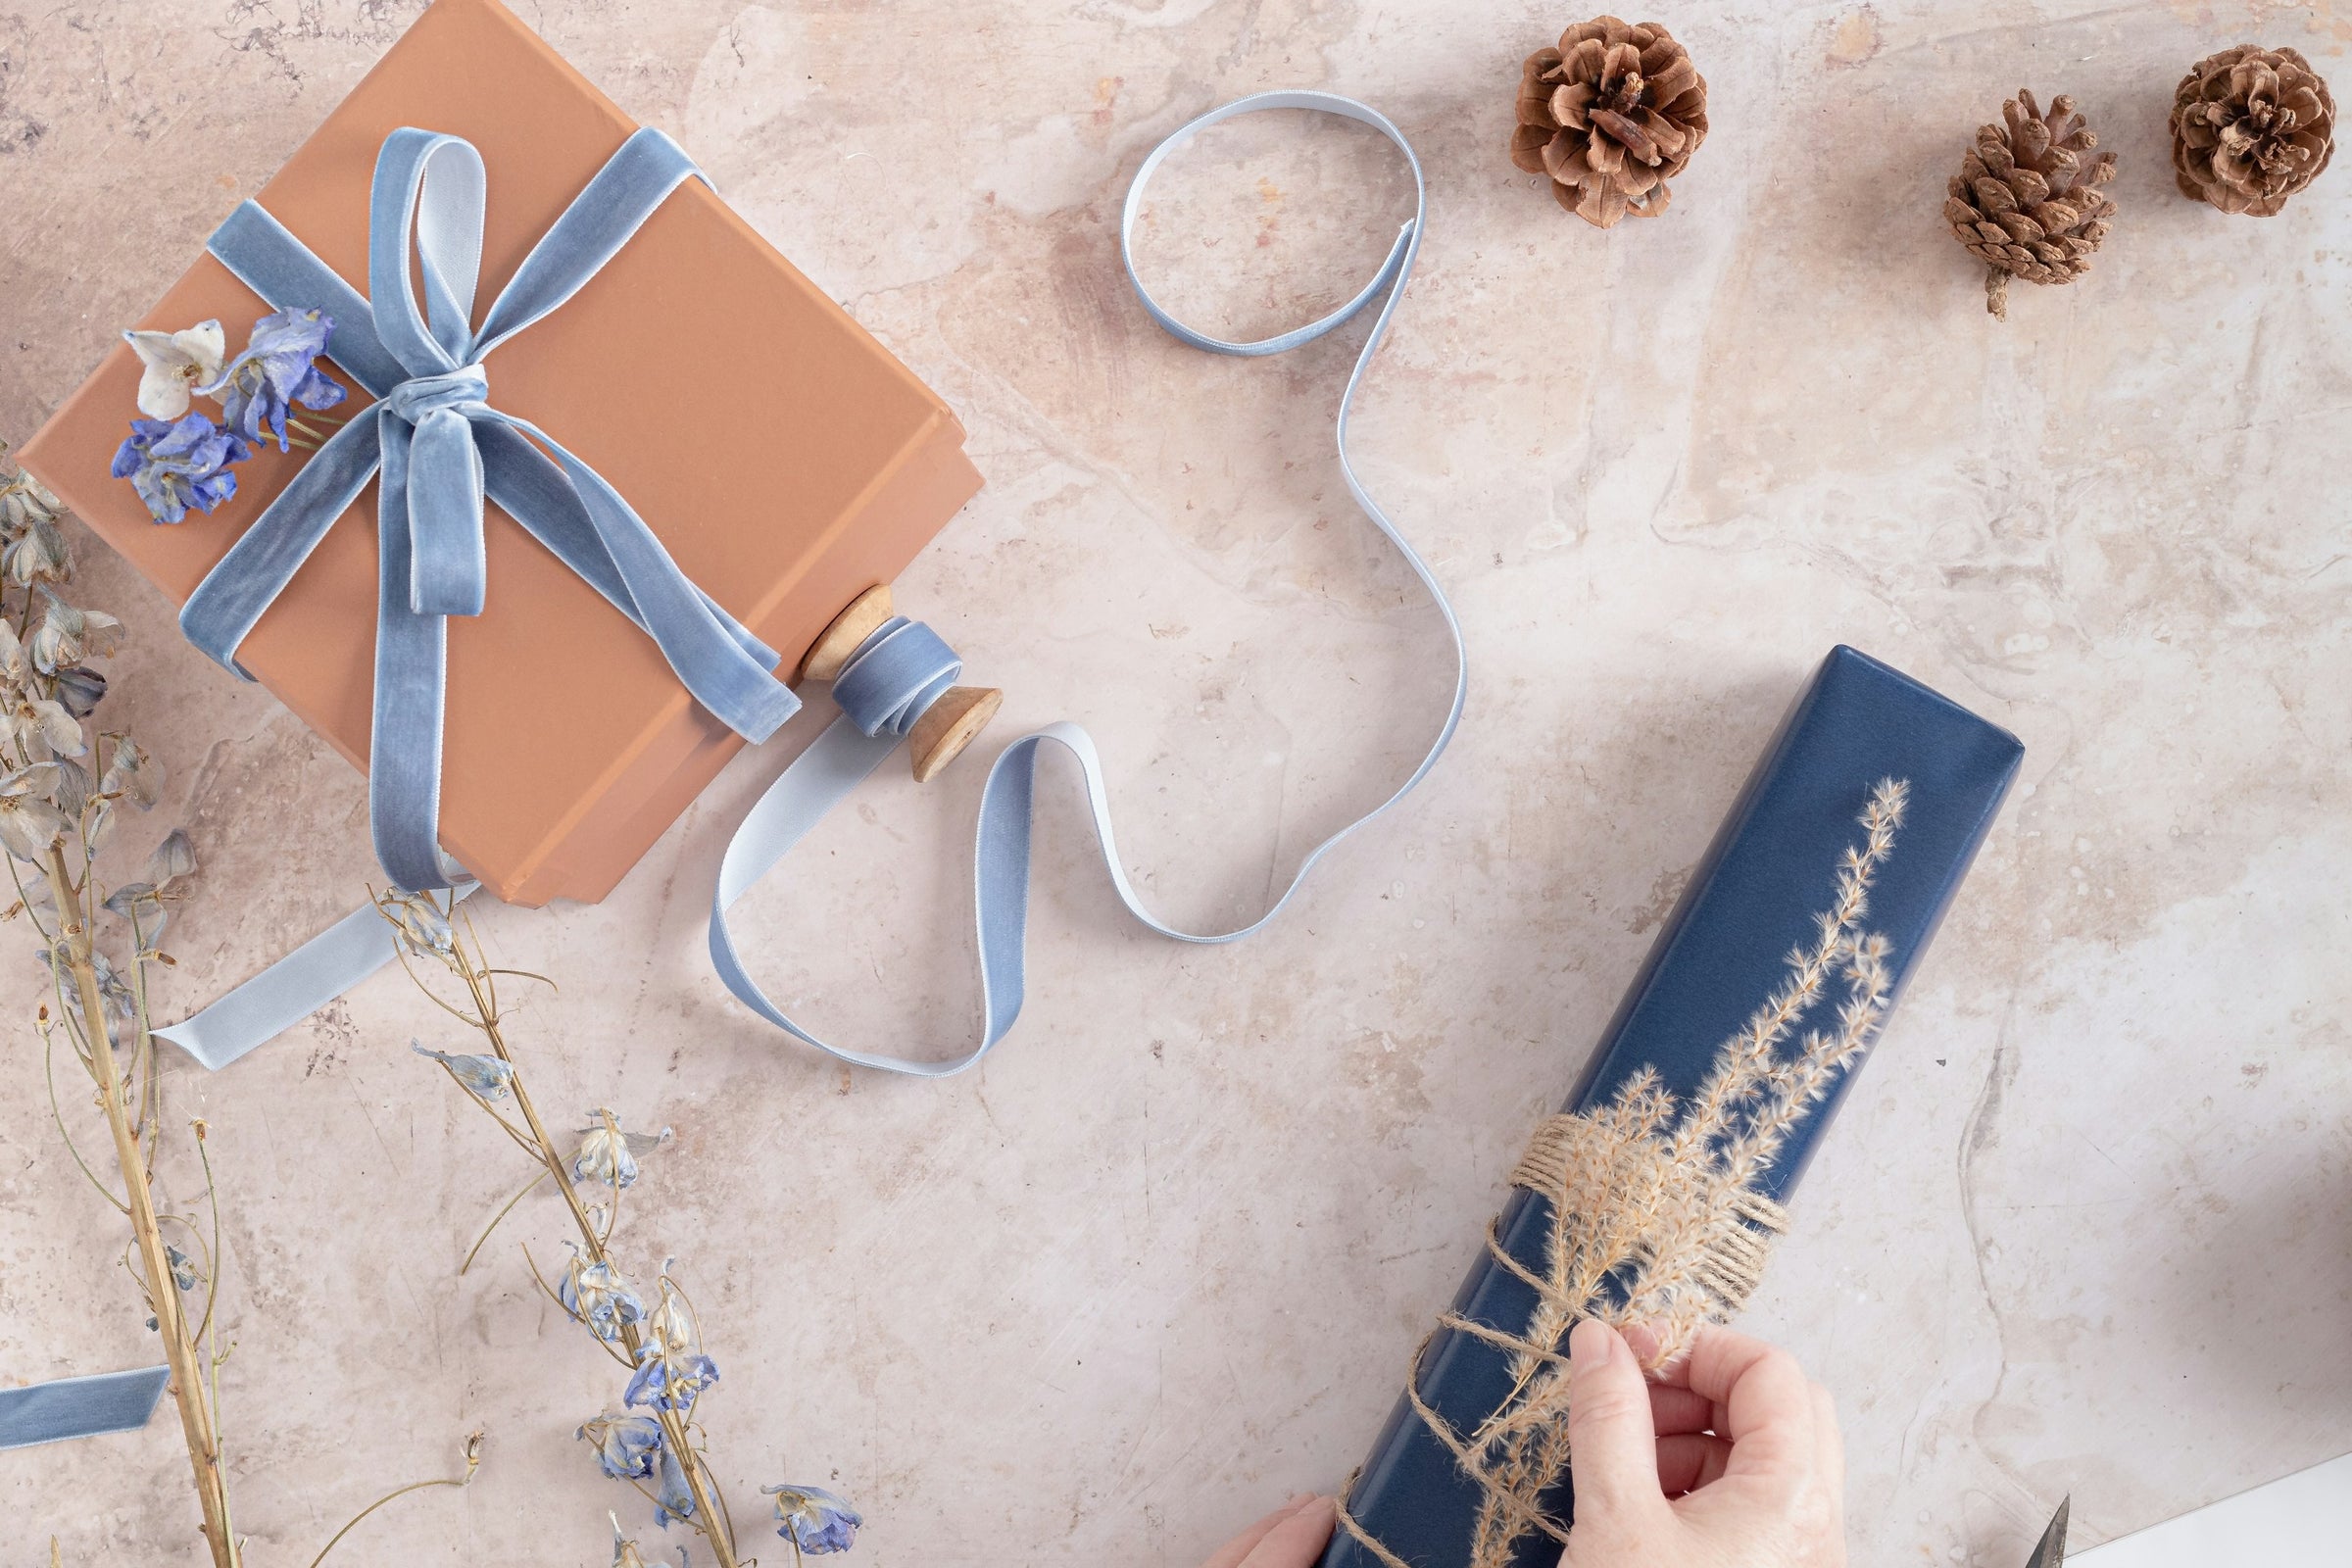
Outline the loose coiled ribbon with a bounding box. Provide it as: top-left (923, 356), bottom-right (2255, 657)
top-left (189, 126), bottom-right (798, 892)
top-left (153, 91), bottom-right (1462, 1076)
top-left (708, 90), bottom-right (1464, 1075)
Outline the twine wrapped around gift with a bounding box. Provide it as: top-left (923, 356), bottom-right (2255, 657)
top-left (184, 127), bottom-right (800, 893)
top-left (1336, 779), bottom-right (1908, 1568)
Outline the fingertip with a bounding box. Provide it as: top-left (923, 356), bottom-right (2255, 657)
top-left (1568, 1316), bottom-right (1623, 1370)
top-left (1237, 1494), bottom-right (1338, 1568)
top-left (1566, 1318), bottom-right (1673, 1524)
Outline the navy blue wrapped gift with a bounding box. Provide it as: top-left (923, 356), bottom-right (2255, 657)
top-left (1324, 646), bottom-right (2023, 1568)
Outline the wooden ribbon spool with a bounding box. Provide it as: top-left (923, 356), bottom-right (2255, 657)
top-left (800, 585), bottom-right (1002, 783)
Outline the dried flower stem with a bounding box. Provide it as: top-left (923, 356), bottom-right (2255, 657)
top-left (7, 446), bottom-right (478, 1562)
top-left (39, 844), bottom-right (237, 1568)
top-left (413, 909), bottom-right (741, 1568)
top-left (302, 1433), bottom-right (483, 1568)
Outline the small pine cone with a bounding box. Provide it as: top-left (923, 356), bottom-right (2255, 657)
top-left (1510, 17), bottom-right (1708, 227)
top-left (1943, 89), bottom-right (2118, 319)
top-left (2170, 44), bottom-right (2335, 216)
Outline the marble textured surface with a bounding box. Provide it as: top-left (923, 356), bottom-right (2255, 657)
top-left (4, 0), bottom-right (2349, 1563)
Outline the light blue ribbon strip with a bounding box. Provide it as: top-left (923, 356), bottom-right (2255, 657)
top-left (146, 90), bottom-right (1461, 1078)
top-left (706, 90), bottom-right (1465, 1076)
top-left (192, 125), bottom-right (798, 893)
top-left (154, 884), bottom-right (483, 1071)
top-left (0, 1367), bottom-right (171, 1450)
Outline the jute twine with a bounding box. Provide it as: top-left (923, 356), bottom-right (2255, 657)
top-left (1332, 1110), bottom-right (1792, 1568)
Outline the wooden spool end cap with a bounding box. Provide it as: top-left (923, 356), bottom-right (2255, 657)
top-left (909, 686), bottom-right (1003, 783)
top-left (799, 584), bottom-right (895, 683)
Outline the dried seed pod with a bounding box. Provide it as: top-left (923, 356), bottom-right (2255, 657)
top-left (1510, 16), bottom-right (1708, 227)
top-left (2171, 44), bottom-right (2335, 216)
top-left (1943, 88), bottom-right (2118, 318)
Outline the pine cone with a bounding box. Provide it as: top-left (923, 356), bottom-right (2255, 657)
top-left (1510, 17), bottom-right (1708, 227)
top-left (1943, 89), bottom-right (2117, 319)
top-left (2170, 45), bottom-right (2335, 216)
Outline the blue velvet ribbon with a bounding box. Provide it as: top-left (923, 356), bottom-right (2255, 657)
top-left (190, 126), bottom-right (798, 892)
top-left (152, 90), bottom-right (1461, 1078)
top-left (0, 1366), bottom-right (170, 1450)
top-left (706, 90), bottom-right (1464, 1075)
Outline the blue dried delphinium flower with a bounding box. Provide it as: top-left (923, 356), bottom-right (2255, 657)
top-left (761, 1484), bottom-right (862, 1555)
top-left (579, 1411), bottom-right (664, 1481)
top-left (164, 1245), bottom-right (201, 1293)
top-left (50, 664), bottom-right (108, 718)
top-left (197, 307), bottom-right (347, 451)
top-left (654, 1444), bottom-right (697, 1529)
top-left (558, 1247), bottom-right (647, 1344)
top-left (109, 414), bottom-right (249, 525)
top-left (412, 1040), bottom-right (514, 1102)
top-left (624, 1343), bottom-right (720, 1415)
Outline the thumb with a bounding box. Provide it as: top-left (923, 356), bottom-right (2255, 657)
top-left (1564, 1319), bottom-right (1667, 1526)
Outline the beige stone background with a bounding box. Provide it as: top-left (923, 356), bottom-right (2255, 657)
top-left (4, 0), bottom-right (2350, 1563)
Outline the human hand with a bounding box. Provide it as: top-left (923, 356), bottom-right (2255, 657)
top-left (1562, 1318), bottom-right (1846, 1568)
top-left (1198, 1493), bottom-right (1337, 1568)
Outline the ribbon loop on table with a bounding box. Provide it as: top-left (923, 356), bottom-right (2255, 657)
top-left (705, 89), bottom-right (1466, 1077)
top-left (187, 124), bottom-right (799, 892)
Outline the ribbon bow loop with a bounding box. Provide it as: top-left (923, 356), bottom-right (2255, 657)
top-left (190, 124), bottom-right (801, 893)
top-left (370, 127), bottom-right (489, 374)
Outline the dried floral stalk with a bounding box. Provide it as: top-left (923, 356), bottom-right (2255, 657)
top-left (1338, 779), bottom-right (1910, 1568)
top-left (3, 442), bottom-right (475, 1562)
top-left (3, 443), bottom-right (237, 1564)
top-left (387, 888), bottom-right (861, 1564)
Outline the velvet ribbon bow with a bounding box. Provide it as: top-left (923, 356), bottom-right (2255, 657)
top-left (185, 126), bottom-right (799, 891)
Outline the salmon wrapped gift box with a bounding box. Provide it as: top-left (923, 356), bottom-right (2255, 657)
top-left (20, 0), bottom-right (980, 906)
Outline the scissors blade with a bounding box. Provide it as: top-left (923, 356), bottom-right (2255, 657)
top-left (2026, 1495), bottom-right (2071, 1568)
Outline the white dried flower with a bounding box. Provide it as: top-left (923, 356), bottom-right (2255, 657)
top-left (146, 827), bottom-right (196, 885)
top-left (0, 621), bottom-right (28, 690)
top-left (122, 321), bottom-right (227, 420)
top-left (2, 516), bottom-right (71, 586)
top-left (0, 472), bottom-right (60, 535)
top-left (378, 888), bottom-right (456, 959)
top-left (1, 689), bottom-right (84, 760)
top-left (28, 598), bottom-right (124, 674)
top-left (0, 764), bottom-right (72, 860)
top-left (98, 736), bottom-right (160, 808)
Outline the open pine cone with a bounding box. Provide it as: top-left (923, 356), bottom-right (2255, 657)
top-left (1943, 89), bottom-right (2117, 319)
top-left (2171, 45), bottom-right (2335, 216)
top-left (1510, 17), bottom-right (1707, 227)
